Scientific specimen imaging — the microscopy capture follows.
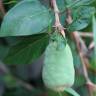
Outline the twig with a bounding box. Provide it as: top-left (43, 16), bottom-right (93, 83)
top-left (0, 62), bottom-right (9, 74)
top-left (66, 9), bottom-right (88, 56)
top-left (15, 78), bottom-right (34, 91)
top-left (0, 0), bottom-right (5, 16)
top-left (88, 41), bottom-right (94, 50)
top-left (79, 32), bottom-right (93, 38)
top-left (66, 9), bottom-right (96, 96)
top-left (66, 9), bottom-right (89, 82)
top-left (51, 0), bottom-right (65, 37)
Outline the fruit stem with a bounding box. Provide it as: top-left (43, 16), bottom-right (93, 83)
top-left (51, 0), bottom-right (65, 38)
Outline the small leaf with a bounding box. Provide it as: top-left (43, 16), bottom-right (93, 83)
top-left (56, 0), bottom-right (66, 12)
top-left (91, 15), bottom-right (96, 68)
top-left (65, 88), bottom-right (80, 96)
top-left (68, 18), bottom-right (89, 32)
top-left (0, 0), bottom-right (51, 37)
top-left (77, 7), bottom-right (95, 18)
top-left (0, 45), bottom-right (9, 60)
top-left (67, 0), bottom-right (95, 8)
top-left (93, 15), bottom-right (96, 57)
top-left (4, 34), bottom-right (49, 64)
top-left (74, 75), bottom-right (86, 87)
top-left (68, 6), bottom-right (95, 32)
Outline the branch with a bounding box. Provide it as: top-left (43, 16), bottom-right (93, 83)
top-left (15, 78), bottom-right (34, 91)
top-left (0, 62), bottom-right (9, 74)
top-left (88, 41), bottom-right (94, 50)
top-left (66, 9), bottom-right (88, 56)
top-left (79, 32), bottom-right (93, 38)
top-left (51, 0), bottom-right (65, 37)
top-left (66, 9), bottom-right (89, 81)
top-left (0, 0), bottom-right (5, 17)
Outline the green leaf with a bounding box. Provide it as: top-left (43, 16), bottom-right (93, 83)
top-left (4, 34), bottom-right (49, 64)
top-left (74, 75), bottom-right (86, 87)
top-left (91, 15), bottom-right (96, 69)
top-left (0, 45), bottom-right (9, 60)
top-left (67, 6), bottom-right (95, 32)
top-left (56, 0), bottom-right (66, 12)
top-left (76, 7), bottom-right (95, 19)
top-left (68, 18), bottom-right (89, 32)
top-left (65, 88), bottom-right (80, 96)
top-left (3, 86), bottom-right (42, 96)
top-left (65, 0), bottom-right (73, 6)
top-left (93, 15), bottom-right (96, 56)
top-left (0, 0), bottom-right (51, 37)
top-left (67, 0), bottom-right (95, 8)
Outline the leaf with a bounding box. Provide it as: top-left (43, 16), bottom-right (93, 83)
top-left (56, 0), bottom-right (66, 12)
top-left (67, 0), bottom-right (95, 8)
top-left (65, 0), bottom-right (73, 6)
top-left (90, 15), bottom-right (96, 69)
top-left (93, 15), bottom-right (96, 57)
top-left (0, 0), bottom-right (51, 37)
top-left (0, 45), bottom-right (9, 60)
top-left (68, 18), bottom-right (89, 32)
top-left (3, 86), bottom-right (42, 96)
top-left (67, 6), bottom-right (95, 32)
top-left (65, 88), bottom-right (80, 96)
top-left (74, 75), bottom-right (86, 87)
top-left (75, 7), bottom-right (95, 19)
top-left (3, 34), bottom-right (49, 64)
top-left (77, 86), bottom-right (89, 96)
top-left (40, 0), bottom-right (51, 8)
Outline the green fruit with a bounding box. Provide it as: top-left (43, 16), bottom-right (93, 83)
top-left (42, 34), bottom-right (75, 92)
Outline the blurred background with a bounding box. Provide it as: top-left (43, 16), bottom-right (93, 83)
top-left (0, 0), bottom-right (96, 96)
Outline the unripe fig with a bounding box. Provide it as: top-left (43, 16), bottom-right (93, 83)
top-left (42, 33), bottom-right (75, 92)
